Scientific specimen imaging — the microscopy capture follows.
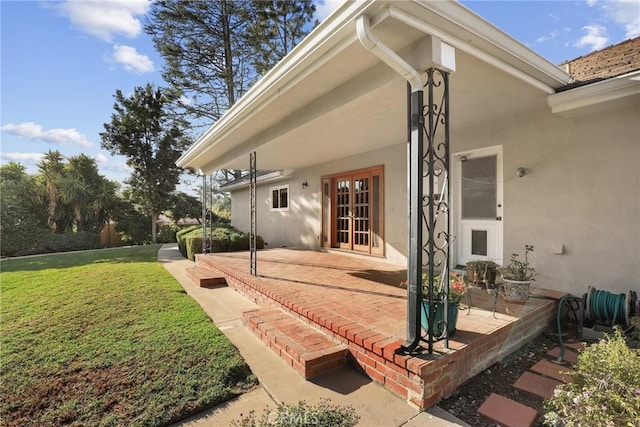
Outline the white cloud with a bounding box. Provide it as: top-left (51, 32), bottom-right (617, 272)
top-left (314, 0), bottom-right (343, 23)
top-left (574, 25), bottom-right (609, 50)
top-left (111, 45), bottom-right (154, 73)
top-left (602, 0), bottom-right (640, 38)
top-left (58, 0), bottom-right (150, 42)
top-left (0, 152), bottom-right (46, 164)
top-left (586, 0), bottom-right (598, 6)
top-left (94, 152), bottom-right (130, 172)
top-left (536, 30), bottom-right (560, 43)
top-left (1, 122), bottom-right (93, 148)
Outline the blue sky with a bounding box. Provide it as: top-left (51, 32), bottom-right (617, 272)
top-left (2, 0), bottom-right (639, 193)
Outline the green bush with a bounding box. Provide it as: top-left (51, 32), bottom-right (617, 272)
top-left (186, 235), bottom-right (203, 261)
top-left (543, 328), bottom-right (640, 426)
top-left (157, 224), bottom-right (178, 243)
top-left (177, 225), bottom-right (202, 257)
top-left (15, 231), bottom-right (102, 256)
top-left (179, 225), bottom-right (264, 260)
top-left (230, 399), bottom-right (359, 427)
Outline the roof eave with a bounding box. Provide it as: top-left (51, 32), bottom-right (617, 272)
top-left (177, 0), bottom-right (572, 173)
top-left (548, 70), bottom-right (640, 115)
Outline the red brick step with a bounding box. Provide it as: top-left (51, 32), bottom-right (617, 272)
top-left (530, 358), bottom-right (572, 383)
top-left (478, 393), bottom-right (538, 427)
top-left (185, 266), bottom-right (227, 288)
top-left (546, 346), bottom-right (579, 364)
top-left (243, 308), bottom-right (347, 379)
top-left (514, 371), bottom-right (562, 399)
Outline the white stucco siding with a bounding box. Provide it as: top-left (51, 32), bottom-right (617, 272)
top-left (230, 143), bottom-right (408, 264)
top-left (452, 103), bottom-right (640, 295)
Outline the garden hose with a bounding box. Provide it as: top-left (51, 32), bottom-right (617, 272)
top-left (554, 287), bottom-right (636, 364)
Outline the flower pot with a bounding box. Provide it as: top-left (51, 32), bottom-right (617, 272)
top-left (466, 266), bottom-right (497, 286)
top-left (421, 300), bottom-right (459, 336)
top-left (503, 279), bottom-right (531, 304)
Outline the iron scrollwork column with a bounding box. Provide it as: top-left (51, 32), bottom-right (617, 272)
top-left (422, 68), bottom-right (451, 354)
top-left (249, 151), bottom-right (257, 276)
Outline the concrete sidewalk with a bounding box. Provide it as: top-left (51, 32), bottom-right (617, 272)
top-left (158, 244), bottom-right (468, 427)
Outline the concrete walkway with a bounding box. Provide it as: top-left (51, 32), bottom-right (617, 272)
top-left (158, 244), bottom-right (469, 427)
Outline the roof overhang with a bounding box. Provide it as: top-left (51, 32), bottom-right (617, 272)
top-left (219, 170), bottom-right (292, 192)
top-left (177, 0), bottom-right (571, 174)
top-left (547, 70), bottom-right (640, 117)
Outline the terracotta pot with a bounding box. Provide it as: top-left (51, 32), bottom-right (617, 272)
top-left (503, 279), bottom-right (531, 304)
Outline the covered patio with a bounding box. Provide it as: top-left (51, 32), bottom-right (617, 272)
top-left (192, 248), bottom-right (563, 410)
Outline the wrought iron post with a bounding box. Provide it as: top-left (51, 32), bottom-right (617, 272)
top-left (249, 151), bottom-right (257, 276)
top-left (401, 68), bottom-right (451, 355)
top-left (422, 68), bottom-right (451, 353)
top-left (201, 174), bottom-right (207, 254)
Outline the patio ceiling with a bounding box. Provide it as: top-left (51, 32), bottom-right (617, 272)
top-left (177, 0), bottom-right (571, 174)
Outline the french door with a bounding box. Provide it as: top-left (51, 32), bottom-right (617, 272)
top-left (322, 166), bottom-right (383, 255)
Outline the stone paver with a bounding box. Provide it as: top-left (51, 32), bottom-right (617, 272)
top-left (513, 371), bottom-right (562, 399)
top-left (530, 359), bottom-right (572, 383)
top-left (477, 393), bottom-right (538, 427)
top-left (547, 346), bottom-right (579, 364)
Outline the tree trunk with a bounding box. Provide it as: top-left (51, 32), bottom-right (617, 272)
top-left (152, 211), bottom-right (158, 244)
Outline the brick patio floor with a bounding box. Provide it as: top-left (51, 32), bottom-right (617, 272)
top-left (195, 248), bottom-right (564, 410)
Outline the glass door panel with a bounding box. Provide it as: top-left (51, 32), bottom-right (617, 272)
top-left (462, 156), bottom-right (496, 220)
top-left (336, 178), bottom-right (351, 249)
top-left (353, 175), bottom-right (370, 251)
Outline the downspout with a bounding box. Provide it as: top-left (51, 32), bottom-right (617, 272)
top-left (356, 15), bottom-right (424, 352)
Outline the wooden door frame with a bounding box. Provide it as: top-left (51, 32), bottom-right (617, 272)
top-left (321, 165), bottom-right (384, 256)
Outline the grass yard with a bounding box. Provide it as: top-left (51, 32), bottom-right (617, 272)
top-left (0, 245), bottom-right (257, 426)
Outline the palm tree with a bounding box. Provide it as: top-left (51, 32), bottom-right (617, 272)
top-left (37, 150), bottom-right (64, 232)
top-left (57, 176), bottom-right (90, 232)
top-left (93, 178), bottom-right (119, 241)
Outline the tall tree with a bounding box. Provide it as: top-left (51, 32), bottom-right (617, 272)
top-left (101, 83), bottom-right (191, 243)
top-left (243, 1), bottom-right (316, 75)
top-left (146, 0), bottom-right (316, 127)
top-left (145, 0), bottom-right (252, 125)
top-left (145, 0), bottom-right (317, 195)
top-left (37, 150), bottom-right (64, 233)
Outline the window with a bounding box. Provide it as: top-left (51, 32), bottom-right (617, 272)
top-left (270, 185), bottom-right (289, 211)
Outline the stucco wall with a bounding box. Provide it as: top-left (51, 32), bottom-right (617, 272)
top-left (230, 101), bottom-right (639, 296)
top-left (452, 102), bottom-right (639, 295)
top-left (230, 143), bottom-right (408, 265)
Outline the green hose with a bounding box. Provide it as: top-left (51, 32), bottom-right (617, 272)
top-left (589, 289), bottom-right (627, 325)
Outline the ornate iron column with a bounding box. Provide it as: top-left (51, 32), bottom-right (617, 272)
top-left (423, 68), bottom-right (451, 353)
top-left (249, 151), bottom-right (257, 276)
top-left (201, 174), bottom-right (207, 254)
top-left (401, 68), bottom-right (451, 355)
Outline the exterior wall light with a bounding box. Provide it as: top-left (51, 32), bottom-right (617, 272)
top-left (302, 181), bottom-right (308, 189)
top-left (516, 167), bottom-right (528, 177)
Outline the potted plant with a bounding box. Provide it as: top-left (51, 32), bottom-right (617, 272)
top-left (421, 272), bottom-right (467, 336)
top-left (466, 260), bottom-right (499, 288)
top-left (499, 244), bottom-right (535, 303)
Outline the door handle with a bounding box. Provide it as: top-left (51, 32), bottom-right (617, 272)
top-left (496, 216), bottom-right (502, 221)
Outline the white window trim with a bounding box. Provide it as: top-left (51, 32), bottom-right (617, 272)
top-left (270, 184), bottom-right (289, 211)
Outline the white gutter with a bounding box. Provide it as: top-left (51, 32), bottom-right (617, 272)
top-left (387, 7), bottom-right (558, 95)
top-left (356, 14), bottom-right (423, 90)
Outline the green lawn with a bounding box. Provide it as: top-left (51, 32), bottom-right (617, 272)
top-left (0, 245), bottom-right (257, 426)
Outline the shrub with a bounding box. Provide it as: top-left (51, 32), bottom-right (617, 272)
top-left (230, 399), bottom-right (359, 427)
top-left (543, 328), bottom-right (640, 426)
top-left (178, 225), bottom-right (263, 260)
top-left (177, 225), bottom-right (202, 257)
top-left (185, 235), bottom-right (203, 261)
top-left (15, 231), bottom-right (101, 256)
top-left (157, 224), bottom-right (178, 243)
